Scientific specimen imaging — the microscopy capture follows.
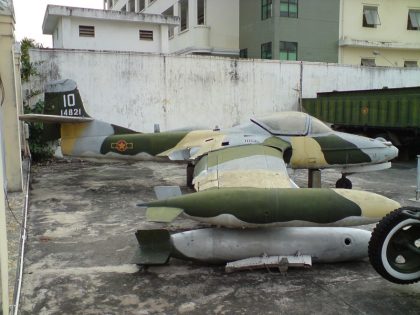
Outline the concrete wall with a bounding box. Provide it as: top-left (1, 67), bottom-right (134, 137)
top-left (342, 47), bottom-right (420, 67)
top-left (28, 48), bottom-right (420, 133)
top-left (0, 13), bottom-right (22, 192)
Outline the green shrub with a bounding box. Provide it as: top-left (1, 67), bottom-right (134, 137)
top-left (24, 100), bottom-right (54, 161)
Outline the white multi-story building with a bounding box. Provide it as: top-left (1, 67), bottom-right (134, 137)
top-left (104, 0), bottom-right (239, 56)
top-left (339, 0), bottom-right (420, 67)
top-left (43, 5), bottom-right (179, 53)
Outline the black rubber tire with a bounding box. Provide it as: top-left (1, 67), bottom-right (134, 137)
top-left (368, 207), bottom-right (420, 284)
top-left (335, 177), bottom-right (352, 189)
top-left (186, 163), bottom-right (194, 188)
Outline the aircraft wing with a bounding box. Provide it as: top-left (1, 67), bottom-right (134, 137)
top-left (192, 144), bottom-right (298, 191)
top-left (19, 114), bottom-right (93, 123)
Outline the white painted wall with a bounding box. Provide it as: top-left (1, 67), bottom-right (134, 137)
top-left (27, 49), bottom-right (420, 133)
top-left (54, 16), bottom-right (163, 53)
top-left (124, 0), bottom-right (240, 55)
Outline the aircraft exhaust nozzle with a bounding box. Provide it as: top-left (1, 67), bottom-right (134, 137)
top-left (134, 229), bottom-right (172, 265)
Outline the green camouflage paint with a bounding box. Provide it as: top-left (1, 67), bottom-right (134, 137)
top-left (142, 188), bottom-right (362, 224)
top-left (313, 135), bottom-right (371, 164)
top-left (100, 131), bottom-right (189, 156)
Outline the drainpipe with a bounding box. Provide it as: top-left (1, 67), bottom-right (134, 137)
top-left (299, 61), bottom-right (303, 112)
top-left (417, 155), bottom-right (420, 200)
top-left (338, 0), bottom-right (344, 64)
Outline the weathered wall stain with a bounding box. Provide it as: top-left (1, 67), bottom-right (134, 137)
top-left (26, 49), bottom-right (420, 133)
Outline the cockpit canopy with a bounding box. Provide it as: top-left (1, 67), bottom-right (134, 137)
top-left (251, 111), bottom-right (332, 136)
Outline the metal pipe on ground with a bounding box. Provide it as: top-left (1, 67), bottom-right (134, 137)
top-left (10, 157), bottom-right (31, 315)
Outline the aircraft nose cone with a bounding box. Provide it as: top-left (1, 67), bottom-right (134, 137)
top-left (389, 145), bottom-right (399, 160)
top-left (374, 137), bottom-right (399, 160)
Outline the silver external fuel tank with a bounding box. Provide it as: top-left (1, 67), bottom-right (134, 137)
top-left (135, 227), bottom-right (371, 265)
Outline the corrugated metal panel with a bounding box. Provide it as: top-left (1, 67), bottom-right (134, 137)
top-left (303, 87), bottom-right (420, 129)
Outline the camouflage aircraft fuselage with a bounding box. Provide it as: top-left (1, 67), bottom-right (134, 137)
top-left (61, 118), bottom-right (397, 171)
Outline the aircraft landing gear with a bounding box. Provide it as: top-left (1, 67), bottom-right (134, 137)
top-left (186, 163), bottom-right (194, 188)
top-left (368, 207), bottom-right (420, 284)
top-left (336, 174), bottom-right (352, 189)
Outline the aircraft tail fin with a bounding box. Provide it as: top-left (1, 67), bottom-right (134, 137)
top-left (44, 79), bottom-right (90, 118)
top-left (133, 229), bottom-right (171, 265)
top-left (145, 207), bottom-right (184, 223)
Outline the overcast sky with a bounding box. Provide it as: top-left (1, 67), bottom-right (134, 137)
top-left (13, 0), bottom-right (103, 47)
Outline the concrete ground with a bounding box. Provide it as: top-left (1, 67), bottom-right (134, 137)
top-left (19, 158), bottom-right (420, 315)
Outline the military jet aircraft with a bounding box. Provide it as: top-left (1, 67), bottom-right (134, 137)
top-left (20, 79), bottom-right (398, 189)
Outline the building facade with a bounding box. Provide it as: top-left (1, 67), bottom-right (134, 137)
top-left (240, 0), bottom-right (340, 63)
top-left (104, 0), bottom-right (239, 56)
top-left (339, 0), bottom-right (420, 67)
top-left (43, 5), bottom-right (179, 53)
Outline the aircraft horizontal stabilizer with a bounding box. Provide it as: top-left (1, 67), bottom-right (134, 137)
top-left (134, 229), bottom-right (171, 265)
top-left (145, 207), bottom-right (184, 223)
top-left (154, 186), bottom-right (182, 200)
top-left (19, 114), bottom-right (93, 123)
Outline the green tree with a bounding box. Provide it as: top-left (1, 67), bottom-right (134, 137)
top-left (20, 38), bottom-right (53, 161)
top-left (20, 37), bottom-right (42, 82)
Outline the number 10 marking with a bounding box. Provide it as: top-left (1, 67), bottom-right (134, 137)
top-left (63, 94), bottom-right (76, 107)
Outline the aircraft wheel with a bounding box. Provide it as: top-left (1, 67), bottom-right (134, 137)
top-left (335, 176), bottom-right (352, 189)
top-left (368, 207), bottom-right (420, 284)
top-left (186, 163), bottom-right (194, 188)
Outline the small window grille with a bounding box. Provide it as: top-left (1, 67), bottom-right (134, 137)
top-left (79, 25), bottom-right (95, 37)
top-left (240, 49), bottom-right (248, 58)
top-left (139, 30), bottom-right (153, 40)
top-left (361, 58), bottom-right (376, 67)
top-left (404, 61), bottom-right (418, 68)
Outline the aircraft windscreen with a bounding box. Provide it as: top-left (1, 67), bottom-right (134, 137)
top-left (310, 117), bottom-right (332, 134)
top-left (251, 112), bottom-right (309, 135)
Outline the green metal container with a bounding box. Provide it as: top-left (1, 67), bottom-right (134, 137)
top-left (303, 87), bottom-right (420, 129)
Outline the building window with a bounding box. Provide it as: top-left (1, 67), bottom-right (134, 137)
top-left (361, 58), bottom-right (376, 67)
top-left (179, 0), bottom-right (188, 31)
top-left (408, 10), bottom-right (420, 30)
top-left (279, 41), bottom-right (297, 60)
top-left (240, 49), bottom-right (248, 58)
top-left (280, 0), bottom-right (298, 18)
top-left (138, 0), bottom-right (145, 12)
top-left (128, 0), bottom-right (135, 12)
top-left (79, 25), bottom-right (95, 37)
top-left (261, 42), bottom-right (272, 59)
top-left (363, 6), bottom-right (380, 28)
top-left (261, 0), bottom-right (272, 20)
top-left (197, 0), bottom-right (205, 25)
top-left (139, 30), bottom-right (153, 40)
top-left (404, 60), bottom-right (418, 67)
